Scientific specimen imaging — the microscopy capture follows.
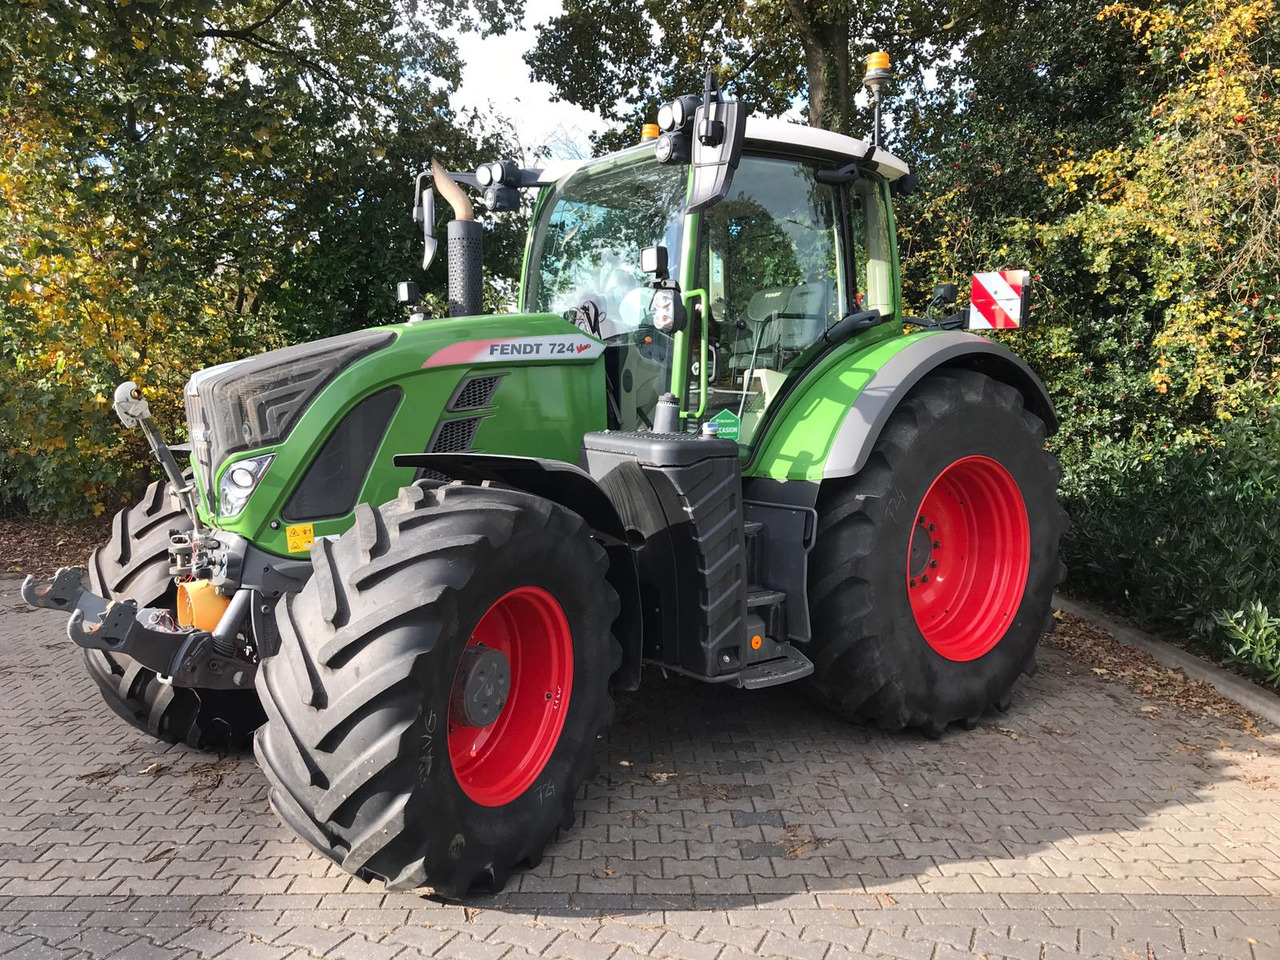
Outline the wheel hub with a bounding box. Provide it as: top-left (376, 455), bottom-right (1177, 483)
top-left (908, 515), bottom-right (938, 582)
top-left (449, 644), bottom-right (511, 727)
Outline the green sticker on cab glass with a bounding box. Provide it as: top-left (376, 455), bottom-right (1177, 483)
top-left (709, 408), bottom-right (740, 441)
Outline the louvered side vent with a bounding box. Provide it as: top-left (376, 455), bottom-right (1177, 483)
top-left (448, 375), bottom-right (503, 412)
top-left (429, 417), bottom-right (482, 453)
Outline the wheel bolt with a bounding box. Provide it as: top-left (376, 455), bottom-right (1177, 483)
top-left (910, 579), bottom-right (917, 587)
top-left (933, 541), bottom-right (941, 549)
top-left (929, 559), bottom-right (938, 568)
top-left (927, 524), bottom-right (936, 532)
top-left (921, 574), bottom-right (930, 583)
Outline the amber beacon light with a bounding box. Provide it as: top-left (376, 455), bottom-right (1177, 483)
top-left (863, 51), bottom-right (892, 147)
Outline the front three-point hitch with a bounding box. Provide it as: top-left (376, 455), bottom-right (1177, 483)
top-left (21, 568), bottom-right (256, 690)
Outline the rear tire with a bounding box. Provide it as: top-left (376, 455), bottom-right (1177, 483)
top-left (85, 479), bottom-right (264, 750)
top-left (805, 369), bottom-right (1066, 735)
top-left (254, 482), bottom-right (620, 897)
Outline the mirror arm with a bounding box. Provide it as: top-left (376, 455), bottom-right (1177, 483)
top-left (824, 309), bottom-right (885, 345)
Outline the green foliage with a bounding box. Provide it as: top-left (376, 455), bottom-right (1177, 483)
top-left (0, 0), bottom-right (524, 516)
top-left (1216, 603), bottom-right (1280, 689)
top-left (1062, 410), bottom-right (1280, 674)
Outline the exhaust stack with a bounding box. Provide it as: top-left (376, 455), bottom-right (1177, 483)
top-left (430, 159), bottom-right (484, 317)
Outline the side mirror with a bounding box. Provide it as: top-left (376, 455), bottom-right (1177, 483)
top-left (640, 245), bottom-right (669, 280)
top-left (412, 172), bottom-right (437, 271)
top-left (687, 75), bottom-right (746, 213)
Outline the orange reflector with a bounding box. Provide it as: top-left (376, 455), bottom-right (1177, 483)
top-left (750, 635), bottom-right (763, 650)
top-left (177, 580), bottom-right (231, 631)
top-left (867, 51), bottom-right (890, 71)
top-left (640, 123), bottom-right (660, 142)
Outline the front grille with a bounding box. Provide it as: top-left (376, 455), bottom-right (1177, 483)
top-left (448, 375), bottom-right (503, 411)
top-left (185, 389), bottom-right (215, 510)
top-left (429, 417), bottom-right (482, 453)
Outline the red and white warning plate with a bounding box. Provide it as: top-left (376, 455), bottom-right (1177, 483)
top-left (969, 270), bottom-right (1031, 329)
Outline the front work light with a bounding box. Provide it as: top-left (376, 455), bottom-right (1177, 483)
top-left (657, 95), bottom-right (701, 134)
top-left (219, 453), bottom-right (274, 518)
top-left (650, 288), bottom-right (686, 335)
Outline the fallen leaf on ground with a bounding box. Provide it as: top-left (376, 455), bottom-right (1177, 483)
top-left (875, 893), bottom-right (897, 906)
top-left (1047, 610), bottom-right (1263, 735)
top-left (184, 756), bottom-right (237, 797)
top-left (0, 517), bottom-right (111, 579)
top-left (139, 762), bottom-right (168, 776)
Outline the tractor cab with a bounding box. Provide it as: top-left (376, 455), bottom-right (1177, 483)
top-left (522, 117), bottom-right (908, 443)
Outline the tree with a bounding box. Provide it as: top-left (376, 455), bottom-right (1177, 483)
top-left (0, 0), bottom-right (523, 515)
top-left (524, 0), bottom-right (957, 144)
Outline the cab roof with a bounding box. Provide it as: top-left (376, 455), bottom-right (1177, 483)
top-left (535, 117), bottom-right (910, 186)
top-left (743, 118), bottom-right (909, 181)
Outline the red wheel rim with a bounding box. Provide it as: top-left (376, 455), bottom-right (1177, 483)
top-left (906, 455), bottom-right (1031, 661)
top-left (448, 586), bottom-right (573, 807)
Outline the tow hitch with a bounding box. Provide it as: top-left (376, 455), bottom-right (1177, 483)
top-left (21, 568), bottom-right (255, 690)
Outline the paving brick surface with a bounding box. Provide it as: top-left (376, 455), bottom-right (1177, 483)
top-left (2, 577), bottom-right (1279, 958)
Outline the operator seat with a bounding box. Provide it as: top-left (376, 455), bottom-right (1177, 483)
top-left (730, 280), bottom-right (833, 372)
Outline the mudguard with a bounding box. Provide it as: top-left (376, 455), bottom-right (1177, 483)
top-left (824, 331), bottom-right (1056, 479)
top-left (749, 330), bottom-right (1056, 482)
top-left (392, 452), bottom-right (644, 691)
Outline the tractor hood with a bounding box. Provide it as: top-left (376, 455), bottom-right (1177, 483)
top-left (186, 313), bottom-right (608, 551)
top-left (185, 329), bottom-right (396, 509)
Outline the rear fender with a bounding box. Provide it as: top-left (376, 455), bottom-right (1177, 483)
top-left (750, 330), bottom-right (1055, 483)
top-left (822, 331), bottom-right (1056, 479)
top-left (393, 452), bottom-right (643, 691)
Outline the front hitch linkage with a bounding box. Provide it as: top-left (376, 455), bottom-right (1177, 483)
top-left (22, 568), bottom-right (255, 690)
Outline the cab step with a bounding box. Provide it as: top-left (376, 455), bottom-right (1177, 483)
top-left (739, 643), bottom-right (813, 690)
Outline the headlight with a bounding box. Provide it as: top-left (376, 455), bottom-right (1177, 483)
top-left (218, 454), bottom-right (274, 518)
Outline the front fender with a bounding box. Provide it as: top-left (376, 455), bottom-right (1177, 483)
top-left (393, 452), bottom-right (643, 691)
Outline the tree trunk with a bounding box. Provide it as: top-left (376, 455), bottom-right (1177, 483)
top-left (782, 0), bottom-right (855, 133)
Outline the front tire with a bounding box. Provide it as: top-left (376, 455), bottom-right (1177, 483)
top-left (254, 483), bottom-right (620, 897)
top-left (85, 479), bottom-right (265, 750)
top-left (805, 369), bottom-right (1066, 736)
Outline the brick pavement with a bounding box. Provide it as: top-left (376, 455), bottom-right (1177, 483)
top-left (1, 577), bottom-right (1278, 959)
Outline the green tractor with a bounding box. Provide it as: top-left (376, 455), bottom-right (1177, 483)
top-left (25, 63), bottom-right (1064, 897)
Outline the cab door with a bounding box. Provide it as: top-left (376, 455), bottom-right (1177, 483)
top-left (694, 154), bottom-right (853, 445)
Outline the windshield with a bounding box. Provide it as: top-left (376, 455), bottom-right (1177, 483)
top-left (525, 151), bottom-right (687, 339)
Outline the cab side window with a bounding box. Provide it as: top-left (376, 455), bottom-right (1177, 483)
top-left (699, 155), bottom-right (848, 443)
